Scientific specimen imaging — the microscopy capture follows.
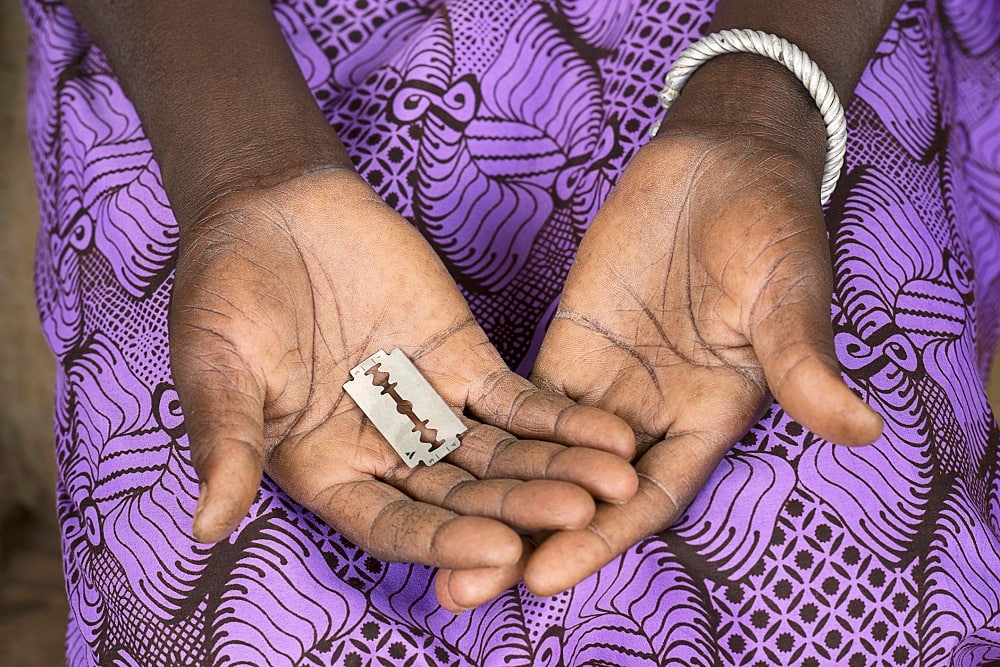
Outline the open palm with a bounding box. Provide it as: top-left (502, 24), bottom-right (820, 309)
top-left (168, 168), bottom-right (638, 608)
top-left (523, 133), bottom-right (883, 594)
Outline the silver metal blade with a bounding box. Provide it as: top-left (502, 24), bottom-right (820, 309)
top-left (344, 349), bottom-right (465, 467)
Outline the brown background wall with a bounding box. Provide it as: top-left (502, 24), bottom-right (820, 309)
top-left (1, 3), bottom-right (65, 664)
top-left (1, 0), bottom-right (57, 528)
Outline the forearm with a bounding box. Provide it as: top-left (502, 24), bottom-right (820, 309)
top-left (63, 0), bottom-right (351, 227)
top-left (661, 0), bottom-right (905, 179)
top-left (708, 1), bottom-right (904, 99)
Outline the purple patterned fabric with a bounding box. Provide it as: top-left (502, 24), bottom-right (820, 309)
top-left (19, 0), bottom-right (1000, 664)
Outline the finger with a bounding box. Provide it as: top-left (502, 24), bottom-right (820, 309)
top-left (524, 431), bottom-right (728, 596)
top-left (465, 369), bottom-right (635, 458)
top-left (172, 341), bottom-right (267, 544)
top-left (387, 462), bottom-right (595, 532)
top-left (435, 539), bottom-right (532, 612)
top-left (448, 422), bottom-right (638, 503)
top-left (314, 480), bottom-right (522, 568)
top-left (749, 265), bottom-right (882, 446)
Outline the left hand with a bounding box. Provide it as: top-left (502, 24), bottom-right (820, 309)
top-left (517, 128), bottom-right (883, 596)
top-left (168, 169), bottom-right (639, 611)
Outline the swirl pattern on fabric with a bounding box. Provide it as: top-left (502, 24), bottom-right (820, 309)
top-left (19, 0), bottom-right (1000, 664)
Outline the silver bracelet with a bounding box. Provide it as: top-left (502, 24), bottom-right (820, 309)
top-left (650, 29), bottom-right (847, 206)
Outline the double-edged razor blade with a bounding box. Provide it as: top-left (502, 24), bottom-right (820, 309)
top-left (344, 348), bottom-right (465, 467)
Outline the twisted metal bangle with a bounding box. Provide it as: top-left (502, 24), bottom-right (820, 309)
top-left (650, 29), bottom-right (847, 206)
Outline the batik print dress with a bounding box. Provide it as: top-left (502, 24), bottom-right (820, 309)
top-left (19, 0), bottom-right (1000, 664)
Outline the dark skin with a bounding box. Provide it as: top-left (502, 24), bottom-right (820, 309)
top-left (65, 0), bottom-right (639, 607)
top-left (65, 0), bottom-right (902, 611)
top-left (517, 1), bottom-right (904, 597)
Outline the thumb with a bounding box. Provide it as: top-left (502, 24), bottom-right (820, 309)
top-left (172, 334), bottom-right (267, 543)
top-left (434, 538), bottom-right (532, 612)
top-left (749, 264), bottom-right (882, 446)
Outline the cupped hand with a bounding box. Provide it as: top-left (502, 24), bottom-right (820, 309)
top-left (521, 132), bottom-right (883, 596)
top-left (168, 168), bottom-right (637, 607)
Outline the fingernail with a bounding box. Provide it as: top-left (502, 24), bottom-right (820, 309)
top-left (192, 482), bottom-right (209, 536)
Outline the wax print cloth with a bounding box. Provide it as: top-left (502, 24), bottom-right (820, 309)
top-left (19, 0), bottom-right (1000, 664)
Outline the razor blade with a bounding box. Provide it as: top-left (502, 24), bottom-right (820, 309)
top-left (344, 349), bottom-right (465, 467)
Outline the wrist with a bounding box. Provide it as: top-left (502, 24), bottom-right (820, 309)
top-left (65, 0), bottom-right (357, 230)
top-left (161, 119), bottom-right (355, 229)
top-left (653, 53), bottom-right (828, 183)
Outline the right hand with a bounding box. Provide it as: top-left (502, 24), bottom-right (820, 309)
top-left (522, 132), bottom-right (882, 596)
top-left (169, 168), bottom-right (638, 610)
